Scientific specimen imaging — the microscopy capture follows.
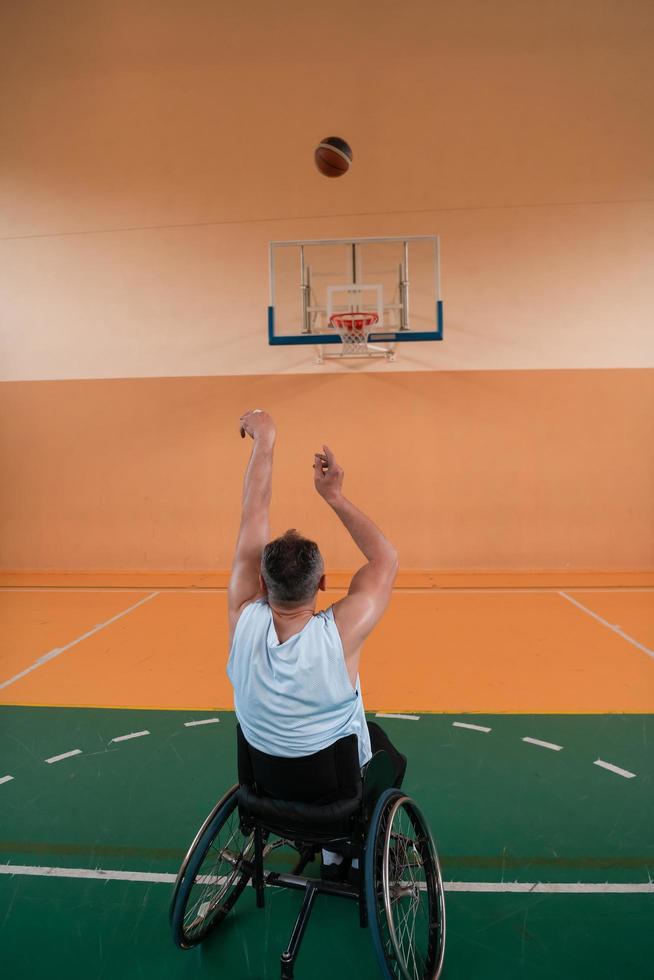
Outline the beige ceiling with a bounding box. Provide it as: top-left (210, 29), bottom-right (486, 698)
top-left (1, 0), bottom-right (652, 239)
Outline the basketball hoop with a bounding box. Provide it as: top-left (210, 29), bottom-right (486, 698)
top-left (328, 311), bottom-right (379, 352)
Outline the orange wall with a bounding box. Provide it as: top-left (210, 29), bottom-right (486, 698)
top-left (1, 2), bottom-right (652, 573)
top-left (1, 369), bottom-right (652, 572)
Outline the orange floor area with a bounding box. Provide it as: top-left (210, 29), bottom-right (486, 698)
top-left (562, 590), bottom-right (654, 649)
top-left (0, 590), bottom-right (149, 679)
top-left (1, 582), bottom-right (652, 713)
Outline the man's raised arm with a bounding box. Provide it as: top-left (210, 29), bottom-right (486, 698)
top-left (228, 410), bottom-right (276, 639)
top-left (314, 445), bottom-right (398, 683)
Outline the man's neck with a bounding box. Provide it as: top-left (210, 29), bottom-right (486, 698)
top-left (269, 601), bottom-right (316, 621)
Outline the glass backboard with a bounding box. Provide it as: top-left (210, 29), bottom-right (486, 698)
top-left (268, 236), bottom-right (443, 359)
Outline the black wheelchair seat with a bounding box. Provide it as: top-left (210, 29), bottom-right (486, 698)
top-left (236, 725), bottom-right (363, 840)
top-left (237, 784), bottom-right (362, 840)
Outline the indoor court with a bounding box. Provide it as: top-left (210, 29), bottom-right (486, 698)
top-left (1, 2), bottom-right (653, 979)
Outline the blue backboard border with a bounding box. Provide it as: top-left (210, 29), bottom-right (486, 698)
top-left (268, 300), bottom-right (443, 346)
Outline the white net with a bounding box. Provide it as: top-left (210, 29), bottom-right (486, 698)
top-left (328, 312), bottom-right (379, 354)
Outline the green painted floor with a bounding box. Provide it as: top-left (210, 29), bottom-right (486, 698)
top-left (1, 707), bottom-right (653, 978)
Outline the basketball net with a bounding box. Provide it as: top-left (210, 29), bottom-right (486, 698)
top-left (328, 312), bottom-right (379, 354)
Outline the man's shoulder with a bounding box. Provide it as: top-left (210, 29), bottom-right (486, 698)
top-left (313, 604), bottom-right (334, 620)
top-left (231, 598), bottom-right (269, 640)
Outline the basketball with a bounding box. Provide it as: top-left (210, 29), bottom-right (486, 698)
top-left (315, 136), bottom-right (352, 177)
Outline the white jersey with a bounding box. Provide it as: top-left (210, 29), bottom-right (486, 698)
top-left (227, 600), bottom-right (371, 768)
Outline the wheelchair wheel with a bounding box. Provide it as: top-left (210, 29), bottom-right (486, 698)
top-left (170, 785), bottom-right (254, 949)
top-left (365, 788), bottom-right (446, 980)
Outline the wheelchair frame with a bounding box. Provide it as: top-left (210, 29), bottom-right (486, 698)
top-left (170, 751), bottom-right (446, 979)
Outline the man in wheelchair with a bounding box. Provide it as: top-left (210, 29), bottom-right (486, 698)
top-left (170, 410), bottom-right (445, 979)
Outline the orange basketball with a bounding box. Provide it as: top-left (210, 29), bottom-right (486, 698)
top-left (315, 136), bottom-right (353, 177)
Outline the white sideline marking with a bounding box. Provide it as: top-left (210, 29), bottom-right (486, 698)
top-left (594, 759), bottom-right (637, 779)
top-left (375, 713), bottom-right (420, 721)
top-left (453, 722), bottom-right (492, 733)
top-left (0, 865), bottom-right (652, 894)
top-left (110, 731), bottom-right (150, 744)
top-left (45, 749), bottom-right (82, 765)
top-left (442, 881), bottom-right (654, 894)
top-left (0, 775), bottom-right (14, 786)
top-left (184, 717), bottom-right (221, 727)
top-left (0, 592), bottom-right (160, 690)
top-left (522, 737), bottom-right (563, 752)
top-left (0, 865), bottom-right (176, 883)
top-left (559, 592), bottom-right (654, 659)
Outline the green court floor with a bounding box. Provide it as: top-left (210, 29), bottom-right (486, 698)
top-left (1, 707), bottom-right (653, 978)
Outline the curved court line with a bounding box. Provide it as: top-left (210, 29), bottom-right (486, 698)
top-left (375, 712), bottom-right (420, 721)
top-left (558, 592), bottom-right (654, 659)
top-left (45, 749), bottom-right (82, 765)
top-left (0, 864), bottom-right (652, 893)
top-left (1, 715), bottom-right (639, 786)
top-left (594, 759), bottom-right (637, 779)
top-left (0, 591), bottom-right (160, 691)
top-left (522, 737), bottom-right (563, 751)
top-left (452, 721), bottom-right (638, 777)
top-left (109, 731), bottom-right (150, 744)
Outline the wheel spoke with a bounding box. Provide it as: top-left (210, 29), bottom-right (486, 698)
top-left (175, 793), bottom-right (254, 944)
top-left (373, 795), bottom-right (445, 979)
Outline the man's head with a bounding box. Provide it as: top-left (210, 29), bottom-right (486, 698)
top-left (261, 529), bottom-right (325, 607)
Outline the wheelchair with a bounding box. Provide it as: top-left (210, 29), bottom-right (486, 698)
top-left (170, 725), bottom-right (446, 979)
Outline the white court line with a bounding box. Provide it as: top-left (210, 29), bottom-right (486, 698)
top-left (2, 586), bottom-right (652, 595)
top-left (522, 737), bottom-right (563, 752)
top-left (442, 881), bottom-right (654, 894)
top-left (0, 865), bottom-right (651, 893)
top-left (0, 775), bottom-right (14, 786)
top-left (0, 591), bottom-right (160, 691)
top-left (0, 865), bottom-right (176, 884)
top-left (559, 592), bottom-right (654, 660)
top-left (110, 731), bottom-right (150, 744)
top-left (184, 717), bottom-right (220, 727)
top-left (45, 749), bottom-right (82, 765)
top-left (0, 588), bottom-right (159, 594)
top-left (453, 722), bottom-right (492, 733)
top-left (594, 759), bottom-right (637, 779)
top-left (375, 712), bottom-right (420, 721)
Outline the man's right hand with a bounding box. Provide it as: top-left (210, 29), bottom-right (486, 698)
top-left (314, 444), bottom-right (344, 503)
top-left (240, 409), bottom-right (276, 444)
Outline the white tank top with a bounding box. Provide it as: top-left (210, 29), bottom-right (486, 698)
top-left (227, 600), bottom-right (371, 768)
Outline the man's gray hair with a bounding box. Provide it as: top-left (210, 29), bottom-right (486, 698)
top-left (261, 529), bottom-right (324, 606)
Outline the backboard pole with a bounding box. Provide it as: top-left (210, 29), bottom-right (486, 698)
top-left (400, 240), bottom-right (410, 330)
top-left (435, 237), bottom-right (441, 299)
top-left (300, 245), bottom-right (310, 334)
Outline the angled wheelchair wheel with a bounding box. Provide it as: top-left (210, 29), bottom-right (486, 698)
top-left (170, 785), bottom-right (254, 949)
top-left (365, 788), bottom-right (446, 980)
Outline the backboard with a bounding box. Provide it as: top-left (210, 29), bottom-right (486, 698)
top-left (268, 236), bottom-right (443, 360)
